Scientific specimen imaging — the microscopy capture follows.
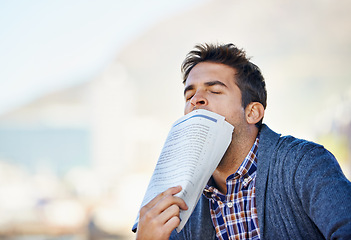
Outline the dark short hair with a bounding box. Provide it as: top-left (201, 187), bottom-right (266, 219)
top-left (181, 43), bottom-right (267, 127)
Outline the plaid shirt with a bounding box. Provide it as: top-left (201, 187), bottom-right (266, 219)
top-left (203, 136), bottom-right (260, 240)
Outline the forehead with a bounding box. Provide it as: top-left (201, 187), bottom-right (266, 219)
top-left (185, 62), bottom-right (237, 86)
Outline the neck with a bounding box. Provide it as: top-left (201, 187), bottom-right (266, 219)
top-left (212, 125), bottom-right (258, 194)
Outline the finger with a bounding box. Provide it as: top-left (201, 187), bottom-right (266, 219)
top-left (143, 185), bottom-right (183, 210)
top-left (163, 215), bottom-right (181, 234)
top-left (152, 193), bottom-right (188, 216)
top-left (158, 204), bottom-right (181, 224)
top-left (139, 186), bottom-right (184, 218)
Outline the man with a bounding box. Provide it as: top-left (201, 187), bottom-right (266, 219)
top-left (135, 43), bottom-right (351, 239)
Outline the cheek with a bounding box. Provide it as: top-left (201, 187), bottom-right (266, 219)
top-left (224, 108), bottom-right (245, 126)
top-left (184, 103), bottom-right (191, 115)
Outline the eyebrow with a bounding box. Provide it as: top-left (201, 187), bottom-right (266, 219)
top-left (205, 80), bottom-right (228, 88)
top-left (183, 80), bottom-right (228, 95)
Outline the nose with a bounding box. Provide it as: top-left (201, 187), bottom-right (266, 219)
top-left (190, 91), bottom-right (208, 108)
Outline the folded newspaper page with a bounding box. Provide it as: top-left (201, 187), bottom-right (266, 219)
top-left (133, 109), bottom-right (234, 233)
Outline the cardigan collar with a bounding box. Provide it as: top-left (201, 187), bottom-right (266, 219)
top-left (255, 124), bottom-right (282, 239)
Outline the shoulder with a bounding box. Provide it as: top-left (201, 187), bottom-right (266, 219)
top-left (259, 124), bottom-right (332, 165)
top-left (258, 124), bottom-right (350, 194)
top-left (257, 124), bottom-right (348, 190)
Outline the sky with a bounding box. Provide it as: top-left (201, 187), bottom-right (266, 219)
top-left (0, 0), bottom-right (204, 115)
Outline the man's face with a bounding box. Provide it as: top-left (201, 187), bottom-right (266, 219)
top-left (184, 62), bottom-right (247, 129)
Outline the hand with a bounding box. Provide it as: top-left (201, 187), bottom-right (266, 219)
top-left (136, 186), bottom-right (188, 240)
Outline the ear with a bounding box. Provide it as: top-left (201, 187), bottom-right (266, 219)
top-left (245, 102), bottom-right (265, 125)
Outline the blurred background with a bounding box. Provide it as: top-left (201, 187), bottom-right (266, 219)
top-left (0, 0), bottom-right (350, 239)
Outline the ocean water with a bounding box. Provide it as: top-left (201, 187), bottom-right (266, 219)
top-left (0, 127), bottom-right (91, 176)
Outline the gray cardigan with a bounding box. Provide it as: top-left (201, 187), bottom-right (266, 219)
top-left (170, 124), bottom-right (351, 239)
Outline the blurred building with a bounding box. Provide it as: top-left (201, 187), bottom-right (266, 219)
top-left (0, 61), bottom-right (166, 239)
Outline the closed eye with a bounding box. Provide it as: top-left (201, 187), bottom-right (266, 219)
top-left (186, 95), bottom-right (194, 101)
top-left (206, 81), bottom-right (227, 95)
top-left (184, 92), bottom-right (194, 101)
